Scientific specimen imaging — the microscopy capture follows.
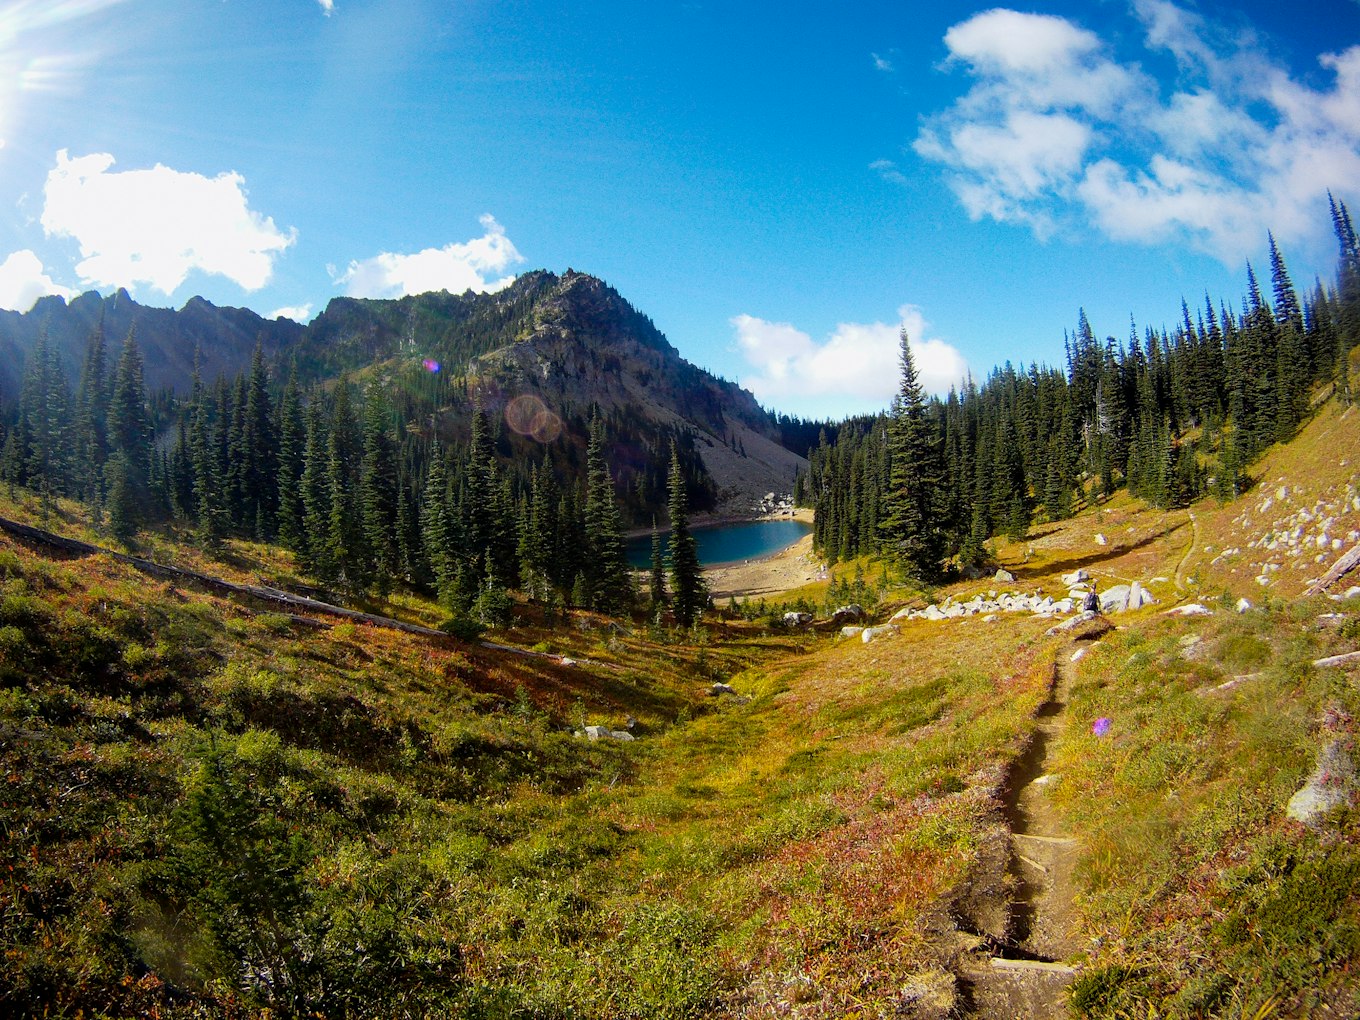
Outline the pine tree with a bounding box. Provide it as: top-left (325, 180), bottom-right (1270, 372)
top-left (358, 386), bottom-right (400, 593)
top-left (275, 369), bottom-right (306, 550)
top-left (648, 516), bottom-right (666, 610)
top-left (190, 386), bottom-right (228, 549)
top-left (324, 381), bottom-right (369, 593)
top-left (421, 441), bottom-right (458, 611)
top-left (879, 330), bottom-right (943, 577)
top-left (72, 315), bottom-right (110, 503)
top-left (582, 413), bottom-right (634, 614)
top-left (299, 398), bottom-right (333, 578)
top-left (241, 344), bottom-right (277, 538)
top-left (666, 444), bottom-right (706, 627)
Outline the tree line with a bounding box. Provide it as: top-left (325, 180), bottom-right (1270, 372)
top-left (0, 331), bottom-right (713, 626)
top-left (801, 200), bottom-right (1360, 577)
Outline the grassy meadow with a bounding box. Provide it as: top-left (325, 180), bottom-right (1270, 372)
top-left (2, 399), bottom-right (1359, 1019)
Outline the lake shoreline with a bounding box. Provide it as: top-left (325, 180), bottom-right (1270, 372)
top-left (704, 526), bottom-right (824, 599)
top-left (624, 506), bottom-right (809, 540)
top-left (628, 509), bottom-right (823, 599)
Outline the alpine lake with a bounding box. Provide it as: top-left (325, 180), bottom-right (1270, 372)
top-left (625, 518), bottom-right (811, 569)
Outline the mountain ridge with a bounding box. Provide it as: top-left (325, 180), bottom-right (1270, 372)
top-left (0, 272), bottom-right (809, 516)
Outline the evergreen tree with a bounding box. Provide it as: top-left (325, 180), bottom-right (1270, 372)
top-left (275, 369), bottom-right (306, 550)
top-left (879, 331), bottom-right (943, 577)
top-left (358, 386), bottom-right (400, 593)
top-left (582, 413), bottom-right (633, 614)
top-left (240, 344), bottom-right (277, 538)
top-left (72, 315), bottom-right (110, 503)
top-left (648, 517), bottom-right (666, 610)
top-left (421, 441), bottom-right (458, 611)
top-left (299, 398), bottom-right (333, 578)
top-left (666, 444), bottom-right (706, 627)
top-left (190, 386), bottom-right (228, 549)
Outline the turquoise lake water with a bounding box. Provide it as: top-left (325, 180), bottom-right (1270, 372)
top-left (625, 519), bottom-right (811, 569)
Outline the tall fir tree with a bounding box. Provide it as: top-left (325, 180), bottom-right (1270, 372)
top-left (275, 369), bottom-right (306, 550)
top-left (358, 386), bottom-right (400, 593)
top-left (879, 330), bottom-right (943, 577)
top-left (666, 444), bottom-right (706, 627)
top-left (582, 412), bottom-right (633, 614)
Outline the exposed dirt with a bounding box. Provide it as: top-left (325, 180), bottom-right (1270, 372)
top-left (959, 642), bottom-right (1091, 1018)
top-left (703, 513), bottom-right (825, 599)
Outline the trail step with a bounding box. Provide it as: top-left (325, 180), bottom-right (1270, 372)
top-left (989, 958), bottom-right (1079, 976)
top-left (1011, 833), bottom-right (1076, 845)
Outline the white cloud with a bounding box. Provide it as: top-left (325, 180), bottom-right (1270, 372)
top-left (916, 3), bottom-right (1360, 262)
top-left (0, 250), bottom-right (73, 311)
top-left (40, 150), bottom-right (296, 295)
top-left (335, 214), bottom-right (524, 299)
top-left (944, 9), bottom-right (1101, 77)
top-left (318, 0), bottom-right (334, 14)
top-left (872, 52), bottom-right (894, 72)
top-left (269, 303), bottom-right (313, 323)
top-left (731, 306), bottom-right (969, 416)
top-left (870, 158), bottom-right (909, 186)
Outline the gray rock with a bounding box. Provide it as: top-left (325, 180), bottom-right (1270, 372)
top-left (782, 611), bottom-right (813, 628)
top-left (924, 604), bottom-right (947, 621)
top-left (1046, 610), bottom-right (1100, 635)
top-left (839, 626), bottom-right (864, 639)
top-left (1062, 568), bottom-right (1090, 586)
top-left (861, 624), bottom-right (899, 643)
top-left (1100, 585), bottom-right (1131, 612)
top-left (583, 725), bottom-right (637, 742)
top-left (1165, 603), bottom-right (1212, 617)
top-left (1235, 598), bottom-right (1252, 614)
top-left (1095, 533), bottom-right (1108, 546)
top-left (709, 682), bottom-right (737, 696)
top-left (831, 604), bottom-right (866, 624)
top-left (1286, 739), bottom-right (1357, 827)
top-left (995, 568), bottom-right (1016, 582)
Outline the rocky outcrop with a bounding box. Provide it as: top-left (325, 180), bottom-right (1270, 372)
top-left (1287, 739), bottom-right (1357, 828)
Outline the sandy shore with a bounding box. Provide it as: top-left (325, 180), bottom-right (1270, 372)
top-left (703, 510), bottom-right (826, 599)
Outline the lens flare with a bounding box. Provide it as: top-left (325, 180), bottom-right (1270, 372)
top-left (422, 358), bottom-right (440, 373)
top-left (505, 394), bottom-right (562, 443)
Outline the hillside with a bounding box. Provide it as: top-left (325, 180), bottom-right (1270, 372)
top-left (1, 390), bottom-right (1356, 1018)
top-left (0, 272), bottom-right (807, 517)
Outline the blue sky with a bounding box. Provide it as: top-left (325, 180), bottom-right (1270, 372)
top-left (0, 0), bottom-right (1357, 419)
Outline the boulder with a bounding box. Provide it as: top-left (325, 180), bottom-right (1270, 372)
top-left (923, 604), bottom-right (947, 621)
top-left (782, 611), bottom-right (814, 628)
top-left (1099, 585), bottom-right (1131, 612)
top-left (1046, 610), bottom-right (1100, 635)
top-left (1100, 582), bottom-right (1156, 613)
top-left (1061, 568), bottom-right (1090, 586)
top-left (583, 725), bottom-right (635, 742)
top-left (1165, 603), bottom-right (1213, 617)
top-left (1235, 598), bottom-right (1252, 614)
top-left (1286, 739), bottom-right (1357, 828)
top-left (861, 624), bottom-right (899, 643)
top-left (994, 568), bottom-right (1015, 582)
top-left (890, 606), bottom-right (914, 622)
top-left (1095, 533), bottom-right (1108, 546)
top-left (709, 682), bottom-right (737, 696)
top-left (830, 604), bottom-right (866, 624)
top-left (839, 626), bottom-right (864, 639)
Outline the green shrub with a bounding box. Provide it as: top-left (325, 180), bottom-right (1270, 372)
top-left (439, 616), bottom-right (486, 642)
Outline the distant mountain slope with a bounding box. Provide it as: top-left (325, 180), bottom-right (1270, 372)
top-left (0, 271), bottom-right (807, 514)
top-left (0, 289), bottom-right (303, 400)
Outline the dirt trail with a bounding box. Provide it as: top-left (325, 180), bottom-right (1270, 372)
top-left (1174, 509), bottom-right (1200, 593)
top-left (961, 644), bottom-right (1089, 1018)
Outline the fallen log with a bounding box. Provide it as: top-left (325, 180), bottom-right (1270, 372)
top-left (1304, 544), bottom-right (1360, 596)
